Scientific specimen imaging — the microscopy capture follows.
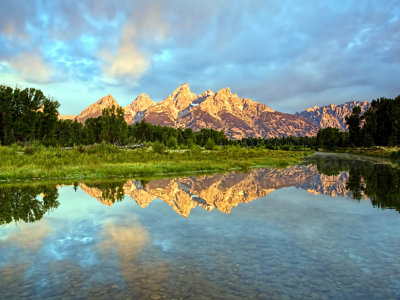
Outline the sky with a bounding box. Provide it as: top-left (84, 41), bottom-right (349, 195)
top-left (0, 0), bottom-right (399, 115)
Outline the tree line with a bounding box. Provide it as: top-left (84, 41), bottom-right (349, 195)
top-left (0, 85), bottom-right (318, 150)
top-left (317, 95), bottom-right (400, 150)
top-left (0, 85), bottom-right (229, 149)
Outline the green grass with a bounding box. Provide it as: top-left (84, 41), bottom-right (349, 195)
top-left (329, 146), bottom-right (400, 160)
top-left (0, 144), bottom-right (313, 182)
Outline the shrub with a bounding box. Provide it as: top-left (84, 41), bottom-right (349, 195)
top-left (204, 138), bottom-right (215, 150)
top-left (186, 138), bottom-right (194, 150)
top-left (390, 150), bottom-right (400, 160)
top-left (152, 141), bottom-right (165, 154)
top-left (74, 144), bottom-right (86, 153)
top-left (167, 137), bottom-right (178, 149)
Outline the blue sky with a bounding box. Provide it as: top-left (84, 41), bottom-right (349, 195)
top-left (0, 0), bottom-right (399, 114)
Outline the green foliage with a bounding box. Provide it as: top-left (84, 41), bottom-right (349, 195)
top-left (0, 85), bottom-right (59, 145)
top-left (204, 138), bottom-right (215, 150)
top-left (310, 154), bottom-right (400, 210)
top-left (316, 127), bottom-right (348, 150)
top-left (0, 184), bottom-right (59, 224)
top-left (99, 106), bottom-right (128, 145)
top-left (186, 138), bottom-right (194, 149)
top-left (0, 147), bottom-right (311, 181)
top-left (167, 136), bottom-right (178, 149)
top-left (152, 141), bottom-right (165, 154)
top-left (345, 106), bottom-right (362, 147)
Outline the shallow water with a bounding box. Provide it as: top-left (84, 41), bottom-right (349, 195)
top-left (1, 153), bottom-right (400, 299)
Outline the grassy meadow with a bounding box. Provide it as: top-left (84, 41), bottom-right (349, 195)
top-left (0, 143), bottom-right (312, 182)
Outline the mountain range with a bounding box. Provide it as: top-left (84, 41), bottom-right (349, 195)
top-left (59, 83), bottom-right (370, 138)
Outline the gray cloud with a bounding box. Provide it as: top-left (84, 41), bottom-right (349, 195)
top-left (0, 0), bottom-right (399, 113)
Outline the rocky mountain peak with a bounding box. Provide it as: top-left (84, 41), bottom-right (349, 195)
top-left (127, 93), bottom-right (155, 109)
top-left (124, 93), bottom-right (156, 124)
top-left (167, 83), bottom-right (197, 111)
top-left (96, 94), bottom-right (119, 107)
top-left (215, 87), bottom-right (234, 100)
top-left (198, 89), bottom-right (215, 98)
top-left (76, 94), bottom-right (120, 123)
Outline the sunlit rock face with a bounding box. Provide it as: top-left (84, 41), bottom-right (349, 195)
top-left (59, 83), bottom-right (320, 138)
top-left (77, 166), bottom-right (320, 217)
top-left (123, 93), bottom-right (155, 124)
top-left (75, 95), bottom-right (120, 124)
top-left (298, 172), bottom-right (368, 200)
top-left (58, 115), bottom-right (76, 120)
top-left (78, 183), bottom-right (124, 207)
top-left (296, 101), bottom-right (370, 131)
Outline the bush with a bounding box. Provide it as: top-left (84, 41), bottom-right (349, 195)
top-left (23, 141), bottom-right (43, 155)
top-left (152, 141), bottom-right (165, 154)
top-left (186, 138), bottom-right (194, 150)
top-left (204, 138), bottom-right (215, 150)
top-left (86, 142), bottom-right (119, 154)
top-left (167, 137), bottom-right (178, 149)
top-left (74, 144), bottom-right (86, 153)
top-left (390, 150), bottom-right (400, 160)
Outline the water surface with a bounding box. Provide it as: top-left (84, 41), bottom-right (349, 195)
top-left (1, 153), bottom-right (400, 299)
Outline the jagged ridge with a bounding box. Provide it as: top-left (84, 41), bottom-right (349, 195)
top-left (295, 101), bottom-right (370, 131)
top-left (60, 83), bottom-right (320, 138)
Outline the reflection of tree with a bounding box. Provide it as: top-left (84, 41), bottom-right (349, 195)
top-left (81, 181), bottom-right (125, 204)
top-left (0, 185), bottom-right (59, 224)
top-left (311, 155), bottom-right (400, 212)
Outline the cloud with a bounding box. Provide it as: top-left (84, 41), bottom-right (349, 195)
top-left (9, 52), bottom-right (53, 83)
top-left (0, 0), bottom-right (399, 112)
top-left (99, 0), bottom-right (170, 84)
top-left (99, 30), bottom-right (150, 83)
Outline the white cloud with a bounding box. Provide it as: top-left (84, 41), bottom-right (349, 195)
top-left (9, 52), bottom-right (53, 84)
top-left (99, 0), bottom-right (170, 83)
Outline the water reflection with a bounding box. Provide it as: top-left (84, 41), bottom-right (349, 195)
top-left (0, 154), bottom-right (399, 224)
top-left (307, 153), bottom-right (400, 211)
top-left (0, 185), bottom-right (59, 224)
top-left (1, 154), bottom-right (400, 298)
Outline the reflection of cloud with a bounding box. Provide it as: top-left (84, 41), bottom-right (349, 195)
top-left (1, 262), bottom-right (30, 298)
top-left (97, 222), bottom-right (149, 259)
top-left (97, 221), bottom-right (170, 298)
top-left (7, 221), bottom-right (51, 251)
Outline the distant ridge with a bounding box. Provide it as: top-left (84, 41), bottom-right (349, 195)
top-left (296, 101), bottom-right (370, 131)
top-left (59, 84), bottom-right (362, 138)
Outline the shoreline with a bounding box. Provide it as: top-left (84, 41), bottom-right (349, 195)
top-left (0, 146), bottom-right (313, 183)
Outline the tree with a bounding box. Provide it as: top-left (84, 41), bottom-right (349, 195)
top-left (99, 106), bottom-right (128, 145)
top-left (167, 136), bottom-right (178, 149)
top-left (205, 138), bottom-right (215, 150)
top-left (317, 127), bottom-right (341, 150)
top-left (345, 106), bottom-right (362, 147)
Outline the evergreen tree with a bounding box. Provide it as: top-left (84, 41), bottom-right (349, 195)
top-left (345, 106), bottom-right (362, 147)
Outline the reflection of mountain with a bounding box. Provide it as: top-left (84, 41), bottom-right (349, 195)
top-left (1, 155), bottom-right (399, 224)
top-left (77, 157), bottom-right (400, 216)
top-left (304, 154), bottom-right (400, 211)
top-left (80, 166), bottom-right (319, 217)
top-left (299, 172), bottom-right (354, 197)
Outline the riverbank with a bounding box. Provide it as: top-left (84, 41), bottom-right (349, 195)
top-left (0, 144), bottom-right (312, 182)
top-left (328, 146), bottom-right (400, 160)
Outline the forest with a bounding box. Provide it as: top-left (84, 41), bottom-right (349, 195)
top-left (317, 95), bottom-right (400, 152)
top-left (1, 85), bottom-right (399, 154)
top-left (0, 85), bottom-right (315, 150)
